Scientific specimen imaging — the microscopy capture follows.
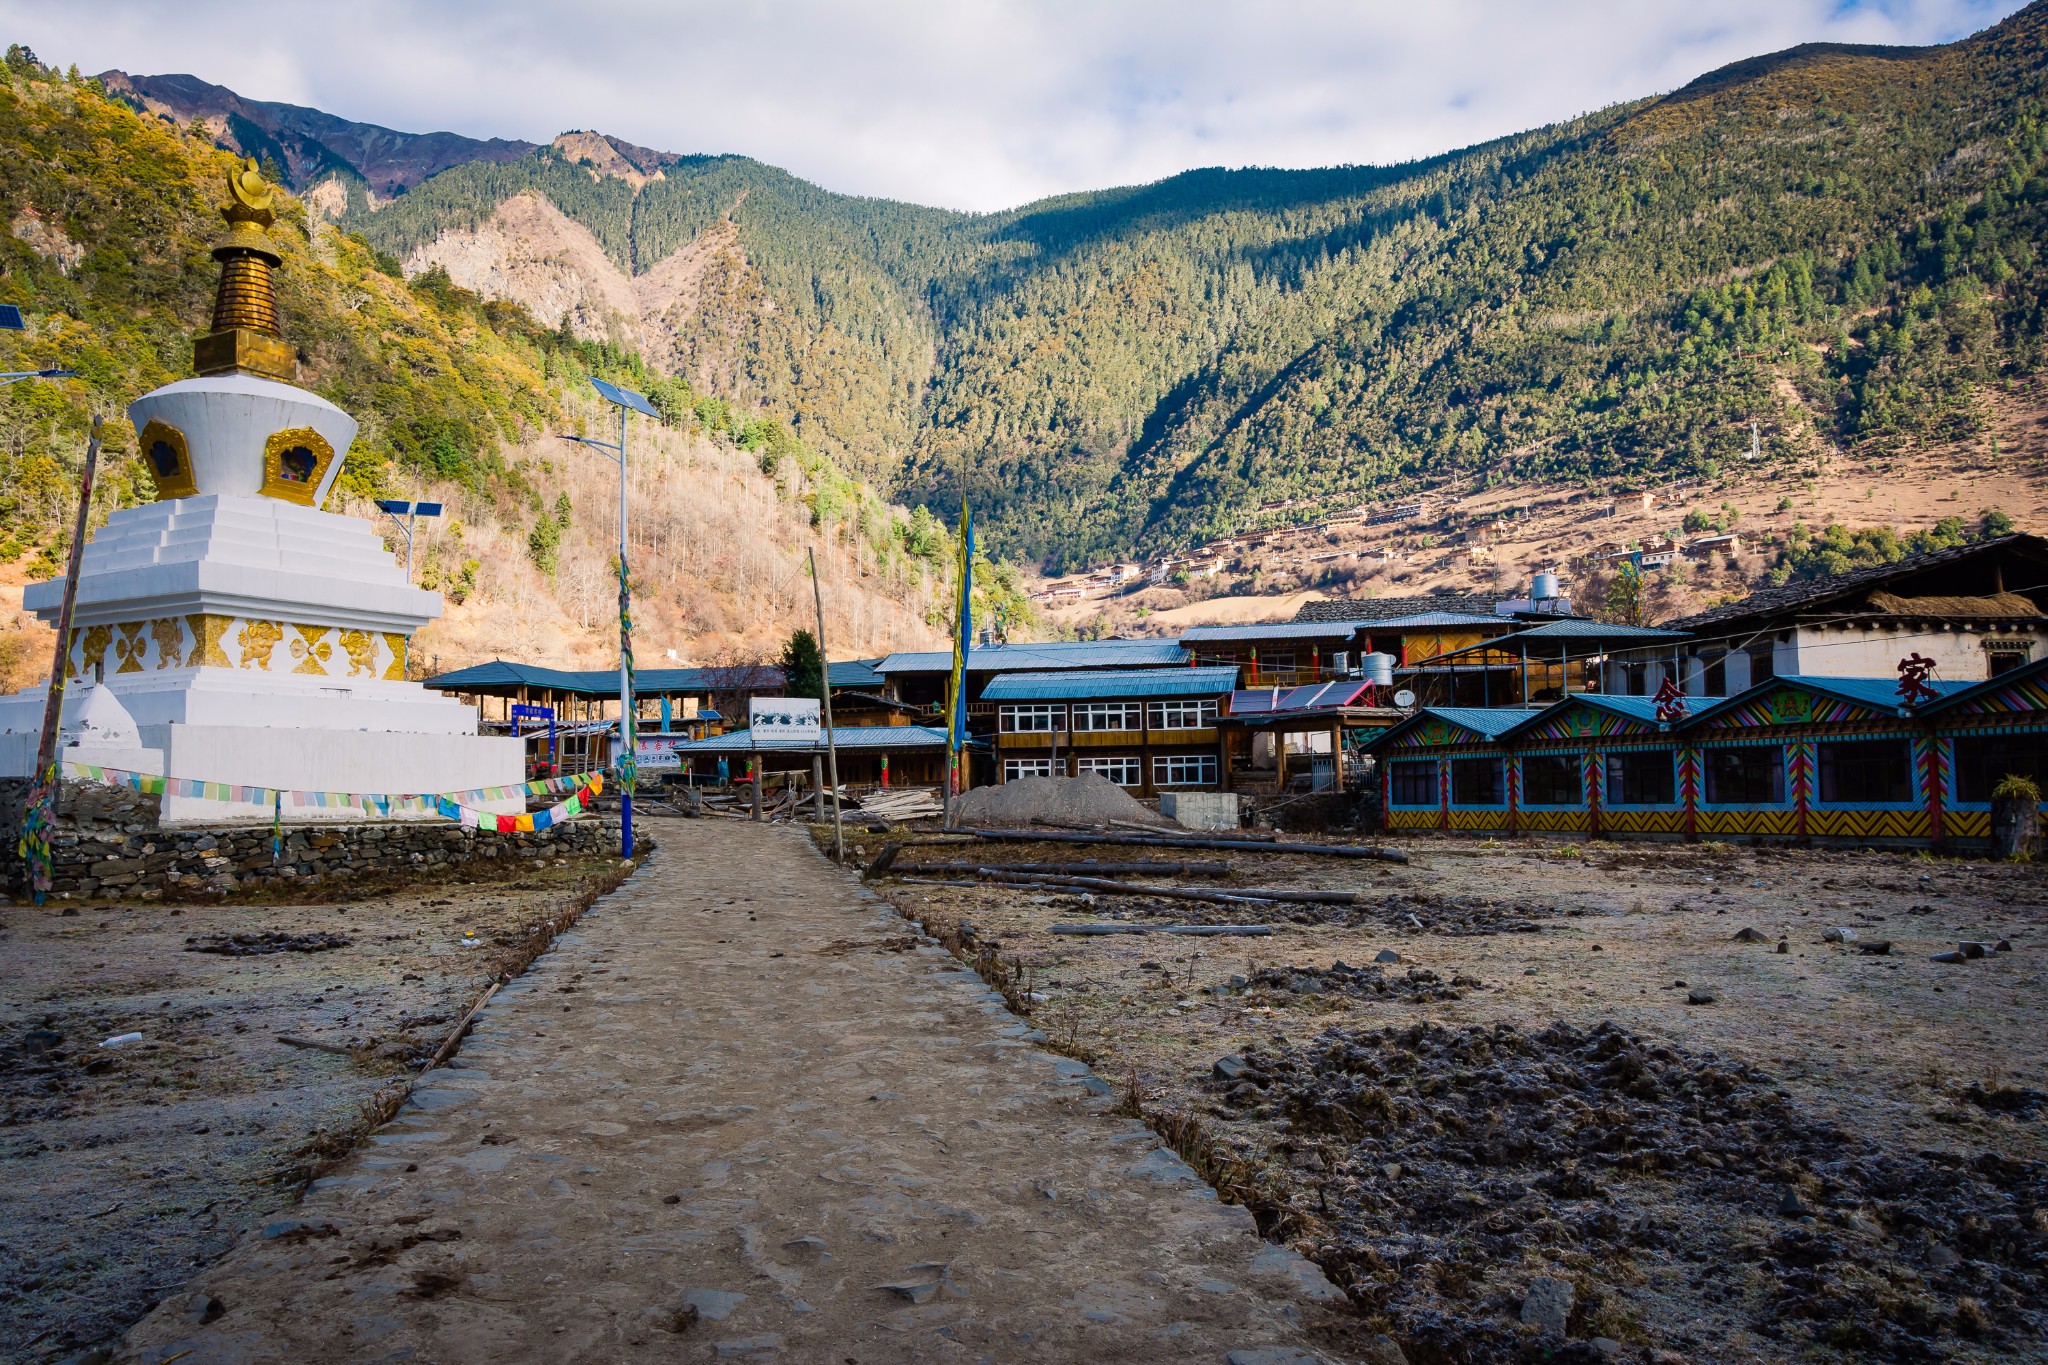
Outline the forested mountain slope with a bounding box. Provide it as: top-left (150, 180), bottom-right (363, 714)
top-left (107, 3), bottom-right (2048, 571)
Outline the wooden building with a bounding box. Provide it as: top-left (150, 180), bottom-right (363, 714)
top-left (981, 666), bottom-right (1239, 794)
top-left (1362, 660), bottom-right (2048, 852)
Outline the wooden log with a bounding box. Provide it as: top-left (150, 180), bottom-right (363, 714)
top-left (984, 868), bottom-right (1354, 904)
top-left (955, 827), bottom-right (1406, 862)
top-left (894, 871), bottom-right (1278, 907)
top-left (898, 860), bottom-right (1232, 877)
top-left (1050, 923), bottom-right (1274, 937)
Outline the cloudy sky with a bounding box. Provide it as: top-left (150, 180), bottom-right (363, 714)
top-left (3, 0), bottom-right (2028, 211)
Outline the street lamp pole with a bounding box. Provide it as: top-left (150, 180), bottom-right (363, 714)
top-left (559, 377), bottom-right (657, 859)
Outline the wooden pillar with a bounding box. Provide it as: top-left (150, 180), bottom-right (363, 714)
top-left (812, 755), bottom-right (826, 822)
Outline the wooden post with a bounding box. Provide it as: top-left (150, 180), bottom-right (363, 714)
top-left (751, 742), bottom-right (762, 821)
top-left (807, 547), bottom-right (845, 862)
top-left (812, 755), bottom-right (826, 822)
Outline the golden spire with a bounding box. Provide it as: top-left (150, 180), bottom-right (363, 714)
top-left (193, 157), bottom-right (296, 382)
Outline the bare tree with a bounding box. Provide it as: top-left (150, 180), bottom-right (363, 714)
top-left (698, 646), bottom-right (784, 726)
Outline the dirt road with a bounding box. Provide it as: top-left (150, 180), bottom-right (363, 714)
top-left (115, 817), bottom-right (1352, 1364)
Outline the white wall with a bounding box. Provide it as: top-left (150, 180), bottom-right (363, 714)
top-left (1787, 625), bottom-right (2048, 682)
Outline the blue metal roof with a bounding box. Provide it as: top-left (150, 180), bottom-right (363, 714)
top-left (980, 666), bottom-right (1241, 701)
top-left (828, 658), bottom-right (885, 688)
top-left (876, 640), bottom-right (1189, 674)
top-left (1178, 622), bottom-right (1361, 643)
top-left (1912, 655), bottom-right (2048, 715)
top-left (662, 725), bottom-right (950, 754)
top-left (427, 659), bottom-right (885, 695)
top-left (1357, 705), bottom-right (1535, 753)
top-left (1426, 706), bottom-right (1534, 737)
top-left (1683, 673), bottom-right (1972, 726)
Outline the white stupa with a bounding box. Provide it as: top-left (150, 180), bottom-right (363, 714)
top-left (0, 160), bottom-right (521, 823)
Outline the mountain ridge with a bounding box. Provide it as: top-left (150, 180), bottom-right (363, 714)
top-left (95, 3), bottom-right (2048, 570)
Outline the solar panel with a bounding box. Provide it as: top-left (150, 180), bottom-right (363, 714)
top-left (589, 376), bottom-right (659, 418)
top-left (0, 305), bottom-right (23, 330)
top-left (414, 502), bottom-right (443, 517)
top-left (374, 499), bottom-right (411, 514)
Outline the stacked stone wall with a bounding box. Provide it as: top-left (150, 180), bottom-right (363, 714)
top-left (0, 778), bottom-right (619, 899)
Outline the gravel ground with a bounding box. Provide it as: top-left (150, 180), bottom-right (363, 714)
top-left (948, 775), bottom-right (1176, 829)
top-left (863, 831), bottom-right (2048, 1362)
top-left (0, 852), bottom-right (629, 1362)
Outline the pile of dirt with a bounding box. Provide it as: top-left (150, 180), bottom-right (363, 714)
top-left (1240, 961), bottom-right (1480, 1003)
top-left (948, 775), bottom-right (1177, 830)
top-left (1210, 1020), bottom-right (2047, 1359)
top-left (183, 931), bottom-right (352, 956)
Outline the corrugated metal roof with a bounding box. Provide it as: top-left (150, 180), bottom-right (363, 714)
top-left (1506, 619), bottom-right (1688, 640)
top-left (1226, 682), bottom-right (1374, 714)
top-left (828, 658), bottom-right (885, 688)
top-left (1294, 594), bottom-right (1503, 622)
top-left (1425, 707), bottom-right (1532, 737)
top-left (426, 660), bottom-right (782, 696)
top-left (876, 640), bottom-right (1189, 673)
top-left (662, 725), bottom-right (950, 753)
top-left (1348, 612), bottom-right (1507, 631)
top-left (980, 666), bottom-right (1241, 701)
top-left (1911, 655), bottom-right (2048, 715)
top-left (1772, 674), bottom-right (1968, 713)
top-left (1178, 622), bottom-right (1361, 642)
top-left (429, 659), bottom-right (884, 694)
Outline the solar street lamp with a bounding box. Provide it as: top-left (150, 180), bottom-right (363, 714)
top-left (0, 303), bottom-right (75, 384)
top-left (373, 498), bottom-right (443, 583)
top-left (558, 376), bottom-right (659, 858)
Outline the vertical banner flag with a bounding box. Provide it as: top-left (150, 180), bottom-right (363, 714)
top-left (947, 498), bottom-right (974, 792)
top-left (618, 548), bottom-right (637, 801)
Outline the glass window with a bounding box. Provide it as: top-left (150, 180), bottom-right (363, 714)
top-left (1747, 642), bottom-right (1777, 685)
top-left (1521, 754), bottom-right (1581, 806)
top-left (999, 704), bottom-right (1062, 733)
top-left (1147, 699), bottom-right (1219, 730)
top-left (1073, 702), bottom-right (1141, 732)
top-left (1702, 653), bottom-right (1727, 697)
top-left (1817, 739), bottom-right (1913, 804)
top-left (1004, 758), bottom-right (1054, 780)
top-left (1704, 746), bottom-right (1784, 804)
top-left (1152, 754), bottom-right (1218, 787)
top-left (1450, 757), bottom-right (1503, 805)
top-left (1387, 759), bottom-right (1437, 807)
top-left (1987, 644), bottom-right (2033, 677)
top-left (1953, 734), bottom-right (2048, 803)
top-left (1077, 755), bottom-right (1142, 786)
top-left (1605, 750), bottom-right (1674, 805)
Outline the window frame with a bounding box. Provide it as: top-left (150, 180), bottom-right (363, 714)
top-left (1449, 756), bottom-right (1505, 807)
top-left (1816, 737), bottom-right (1915, 806)
top-left (1519, 753), bottom-right (1582, 807)
top-left (1152, 754), bottom-right (1219, 787)
top-left (1604, 749), bottom-right (1675, 807)
top-left (1003, 758), bottom-right (1055, 781)
top-left (1146, 698), bottom-right (1219, 730)
top-left (1701, 743), bottom-right (1786, 806)
top-left (1072, 701), bottom-right (1141, 732)
top-left (1076, 755), bottom-right (1142, 787)
top-left (1951, 732), bottom-right (2048, 804)
top-left (998, 703), bottom-right (1063, 733)
top-left (1386, 759), bottom-right (1438, 808)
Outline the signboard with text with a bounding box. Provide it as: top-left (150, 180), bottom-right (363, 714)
top-left (636, 735), bottom-right (686, 770)
top-left (748, 697), bottom-right (822, 745)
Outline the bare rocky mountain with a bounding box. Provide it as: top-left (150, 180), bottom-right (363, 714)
top-left (97, 70), bottom-right (537, 196)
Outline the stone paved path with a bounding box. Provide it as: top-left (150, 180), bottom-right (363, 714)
top-left (116, 819), bottom-right (1352, 1364)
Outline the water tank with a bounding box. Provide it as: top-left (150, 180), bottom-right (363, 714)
top-left (1361, 652), bottom-right (1395, 686)
top-left (1532, 571), bottom-right (1560, 601)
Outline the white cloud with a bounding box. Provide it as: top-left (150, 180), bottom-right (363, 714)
top-left (0, 0), bottom-right (2025, 210)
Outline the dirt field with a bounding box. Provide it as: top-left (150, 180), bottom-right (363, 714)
top-left (0, 852), bottom-right (630, 1362)
top-left (863, 831), bottom-right (2048, 1362)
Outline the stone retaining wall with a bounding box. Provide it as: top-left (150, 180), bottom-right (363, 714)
top-left (0, 777), bottom-right (620, 899)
